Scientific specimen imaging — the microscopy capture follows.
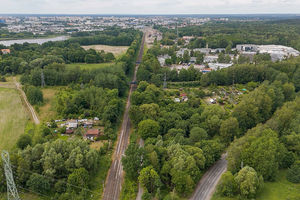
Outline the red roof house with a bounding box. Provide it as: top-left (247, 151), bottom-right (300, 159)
top-left (84, 129), bottom-right (100, 141)
top-left (1, 49), bottom-right (10, 54)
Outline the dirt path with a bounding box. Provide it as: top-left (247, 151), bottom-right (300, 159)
top-left (102, 32), bottom-right (146, 200)
top-left (13, 78), bottom-right (40, 125)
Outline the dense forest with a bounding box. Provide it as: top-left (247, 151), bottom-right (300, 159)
top-left (70, 27), bottom-right (138, 46)
top-left (0, 27), bottom-right (141, 75)
top-left (155, 20), bottom-right (300, 50)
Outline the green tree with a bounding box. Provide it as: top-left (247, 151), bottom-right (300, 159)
top-left (17, 134), bottom-right (32, 149)
top-left (67, 168), bottom-right (89, 193)
top-left (282, 82), bottom-right (296, 101)
top-left (183, 50), bottom-right (190, 63)
top-left (220, 117), bottom-right (240, 143)
top-left (293, 68), bottom-right (300, 91)
top-left (139, 166), bottom-right (161, 194)
top-left (189, 127), bottom-right (208, 144)
top-left (25, 85), bottom-right (43, 105)
top-left (26, 173), bottom-right (50, 194)
top-left (138, 119), bottom-right (160, 140)
top-left (217, 171), bottom-right (237, 197)
top-left (122, 144), bottom-right (144, 180)
top-left (234, 166), bottom-right (263, 199)
top-left (287, 160), bottom-right (300, 183)
top-left (196, 53), bottom-right (204, 64)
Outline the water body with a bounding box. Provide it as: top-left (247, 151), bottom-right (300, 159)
top-left (0, 36), bottom-right (69, 46)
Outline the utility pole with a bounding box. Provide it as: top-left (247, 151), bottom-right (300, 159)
top-left (163, 72), bottom-right (167, 89)
top-left (41, 70), bottom-right (46, 88)
top-left (1, 150), bottom-right (20, 200)
top-left (176, 22), bottom-right (179, 39)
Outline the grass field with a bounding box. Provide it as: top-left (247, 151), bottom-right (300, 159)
top-left (81, 45), bottom-right (129, 56)
top-left (211, 170), bottom-right (300, 200)
top-left (66, 63), bottom-right (114, 70)
top-left (0, 88), bottom-right (29, 151)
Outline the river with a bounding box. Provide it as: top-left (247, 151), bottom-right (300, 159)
top-left (0, 36), bottom-right (69, 46)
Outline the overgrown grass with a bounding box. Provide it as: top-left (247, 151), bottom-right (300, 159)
top-left (90, 154), bottom-right (112, 200)
top-left (38, 87), bottom-right (61, 122)
top-left (0, 192), bottom-right (42, 200)
top-left (211, 170), bottom-right (300, 200)
top-left (66, 63), bottom-right (114, 70)
top-left (0, 88), bottom-right (29, 151)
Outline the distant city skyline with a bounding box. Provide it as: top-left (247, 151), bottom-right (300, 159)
top-left (1, 0), bottom-right (300, 15)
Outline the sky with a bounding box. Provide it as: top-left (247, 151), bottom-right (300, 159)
top-left (0, 0), bottom-right (300, 14)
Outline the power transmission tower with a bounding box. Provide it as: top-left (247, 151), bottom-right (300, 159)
top-left (1, 150), bottom-right (21, 200)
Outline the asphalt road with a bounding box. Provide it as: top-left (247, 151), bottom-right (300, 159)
top-left (102, 32), bottom-right (146, 200)
top-left (189, 154), bottom-right (227, 200)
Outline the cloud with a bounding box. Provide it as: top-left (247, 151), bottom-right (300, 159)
top-left (0, 0), bottom-right (300, 14)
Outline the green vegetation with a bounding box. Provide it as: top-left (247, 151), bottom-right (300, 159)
top-left (24, 85), bottom-right (43, 105)
top-left (70, 27), bottom-right (139, 46)
top-left (66, 62), bottom-right (114, 70)
top-left (0, 88), bottom-right (29, 151)
top-left (0, 28), bottom-right (142, 199)
top-left (155, 20), bottom-right (300, 50)
top-left (212, 170), bottom-right (300, 200)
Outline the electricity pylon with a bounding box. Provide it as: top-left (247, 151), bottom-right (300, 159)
top-left (1, 150), bottom-right (20, 200)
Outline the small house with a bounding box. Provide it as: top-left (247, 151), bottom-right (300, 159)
top-left (84, 129), bottom-right (100, 141)
top-left (67, 120), bottom-right (78, 129)
top-left (174, 98), bottom-right (180, 103)
top-left (1, 49), bottom-right (10, 54)
top-left (84, 120), bottom-right (93, 128)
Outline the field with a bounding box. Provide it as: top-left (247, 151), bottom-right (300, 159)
top-left (38, 87), bottom-right (60, 122)
top-left (81, 45), bottom-right (129, 56)
top-left (66, 63), bottom-right (114, 70)
top-left (211, 170), bottom-right (300, 200)
top-left (0, 88), bottom-right (29, 151)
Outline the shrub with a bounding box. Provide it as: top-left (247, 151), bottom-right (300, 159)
top-left (287, 160), bottom-right (300, 183)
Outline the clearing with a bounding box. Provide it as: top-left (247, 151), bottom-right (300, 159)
top-left (0, 88), bottom-right (29, 151)
top-left (38, 87), bottom-right (60, 122)
top-left (81, 45), bottom-right (129, 56)
top-left (211, 170), bottom-right (300, 200)
top-left (66, 63), bottom-right (114, 70)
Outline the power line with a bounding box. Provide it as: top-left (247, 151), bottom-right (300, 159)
top-left (10, 165), bottom-right (119, 200)
top-left (11, 164), bottom-right (101, 197)
top-left (17, 185), bottom-right (52, 200)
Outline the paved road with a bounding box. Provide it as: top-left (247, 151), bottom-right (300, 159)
top-left (14, 78), bottom-right (40, 125)
top-left (189, 154), bottom-right (227, 200)
top-left (102, 32), bottom-right (146, 200)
